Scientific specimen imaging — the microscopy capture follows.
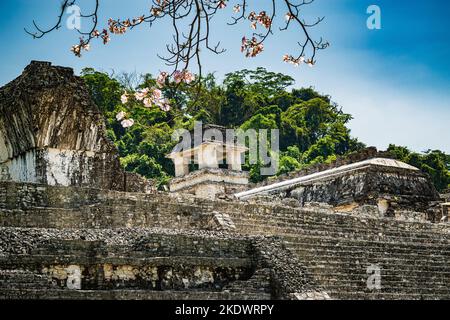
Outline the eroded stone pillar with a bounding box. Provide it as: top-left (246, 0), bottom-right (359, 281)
top-left (173, 154), bottom-right (189, 177)
top-left (227, 149), bottom-right (242, 171)
top-left (198, 144), bottom-right (219, 169)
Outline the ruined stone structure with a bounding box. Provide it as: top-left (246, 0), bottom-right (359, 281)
top-left (168, 124), bottom-right (248, 199)
top-left (0, 62), bottom-right (449, 300)
top-left (0, 61), bottom-right (147, 192)
top-left (0, 181), bottom-right (448, 300)
top-left (235, 157), bottom-right (442, 221)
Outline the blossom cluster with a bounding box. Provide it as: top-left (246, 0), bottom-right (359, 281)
top-left (237, 10), bottom-right (273, 59)
top-left (283, 54), bottom-right (314, 67)
top-left (117, 87), bottom-right (170, 129)
top-left (241, 37), bottom-right (264, 57)
top-left (91, 29), bottom-right (110, 44)
top-left (116, 70), bottom-right (196, 128)
top-left (173, 70), bottom-right (195, 84)
top-left (248, 11), bottom-right (272, 30)
top-left (285, 13), bottom-right (295, 22)
top-left (107, 16), bottom-right (144, 35)
top-left (70, 39), bottom-right (90, 57)
top-left (116, 111), bottom-right (134, 128)
top-left (152, 0), bottom-right (168, 14)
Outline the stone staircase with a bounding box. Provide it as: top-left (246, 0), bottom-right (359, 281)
top-left (0, 288), bottom-right (268, 300)
top-left (0, 181), bottom-right (449, 300)
top-left (230, 207), bottom-right (450, 300)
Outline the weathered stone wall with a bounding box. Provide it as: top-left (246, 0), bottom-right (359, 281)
top-left (0, 227), bottom-right (318, 300)
top-left (2, 62), bottom-right (448, 300)
top-left (1, 181), bottom-right (448, 299)
top-left (249, 147), bottom-right (390, 189)
top-left (0, 181), bottom-right (447, 233)
top-left (0, 61), bottom-right (147, 192)
top-left (289, 165), bottom-right (439, 213)
top-left (237, 158), bottom-right (441, 220)
top-left (170, 168), bottom-right (249, 199)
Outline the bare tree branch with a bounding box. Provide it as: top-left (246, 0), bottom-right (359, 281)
top-left (26, 0), bottom-right (328, 76)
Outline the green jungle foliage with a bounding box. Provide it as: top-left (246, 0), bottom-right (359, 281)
top-left (81, 67), bottom-right (450, 191)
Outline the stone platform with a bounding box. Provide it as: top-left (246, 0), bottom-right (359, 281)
top-left (170, 168), bottom-right (248, 199)
top-left (0, 181), bottom-right (449, 300)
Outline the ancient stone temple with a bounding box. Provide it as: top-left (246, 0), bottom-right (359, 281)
top-left (0, 61), bottom-right (147, 192)
top-left (235, 153), bottom-right (441, 220)
top-left (0, 62), bottom-right (449, 300)
top-left (167, 124), bottom-right (249, 199)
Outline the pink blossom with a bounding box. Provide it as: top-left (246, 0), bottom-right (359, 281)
top-left (116, 111), bottom-right (126, 121)
top-left (121, 119), bottom-right (135, 128)
top-left (173, 70), bottom-right (184, 84)
top-left (134, 88), bottom-right (149, 101)
top-left (285, 13), bottom-right (294, 21)
top-left (143, 98), bottom-right (153, 108)
top-left (152, 89), bottom-right (162, 100)
top-left (183, 71), bottom-right (195, 84)
top-left (157, 98), bottom-right (171, 112)
top-left (217, 1), bottom-right (226, 9)
top-left (71, 45), bottom-right (82, 57)
top-left (121, 93), bottom-right (128, 104)
top-left (156, 72), bottom-right (168, 87)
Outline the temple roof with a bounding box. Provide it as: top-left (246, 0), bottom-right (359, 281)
top-left (235, 157), bottom-right (420, 199)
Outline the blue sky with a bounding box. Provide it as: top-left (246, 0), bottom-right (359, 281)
top-left (0, 0), bottom-right (449, 152)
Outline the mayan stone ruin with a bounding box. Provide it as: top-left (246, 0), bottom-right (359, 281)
top-left (0, 62), bottom-right (449, 300)
top-left (0, 61), bottom-right (148, 193)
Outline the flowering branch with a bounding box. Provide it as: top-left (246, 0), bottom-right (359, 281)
top-left (27, 0), bottom-right (328, 75)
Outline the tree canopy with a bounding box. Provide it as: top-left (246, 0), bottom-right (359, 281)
top-left (81, 67), bottom-right (450, 192)
top-left (387, 145), bottom-right (450, 192)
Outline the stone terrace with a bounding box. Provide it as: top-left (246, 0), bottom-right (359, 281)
top-left (0, 181), bottom-right (449, 300)
top-left (0, 226), bottom-right (325, 300)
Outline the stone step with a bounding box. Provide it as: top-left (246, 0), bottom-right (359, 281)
top-left (232, 206), bottom-right (444, 230)
top-left (305, 269), bottom-right (450, 282)
top-left (0, 288), bottom-right (271, 300)
top-left (297, 260), bottom-right (450, 272)
top-left (325, 290), bottom-right (450, 300)
top-left (1, 254), bottom-right (252, 268)
top-left (0, 270), bottom-right (53, 289)
top-left (232, 214), bottom-right (449, 238)
top-left (4, 203), bottom-right (449, 241)
top-left (234, 218), bottom-right (450, 243)
top-left (234, 220), bottom-right (450, 243)
top-left (308, 275), bottom-right (449, 286)
top-left (291, 251), bottom-right (449, 266)
top-left (289, 243), bottom-right (450, 258)
top-left (318, 284), bottom-right (450, 295)
top-left (279, 234), bottom-right (450, 252)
